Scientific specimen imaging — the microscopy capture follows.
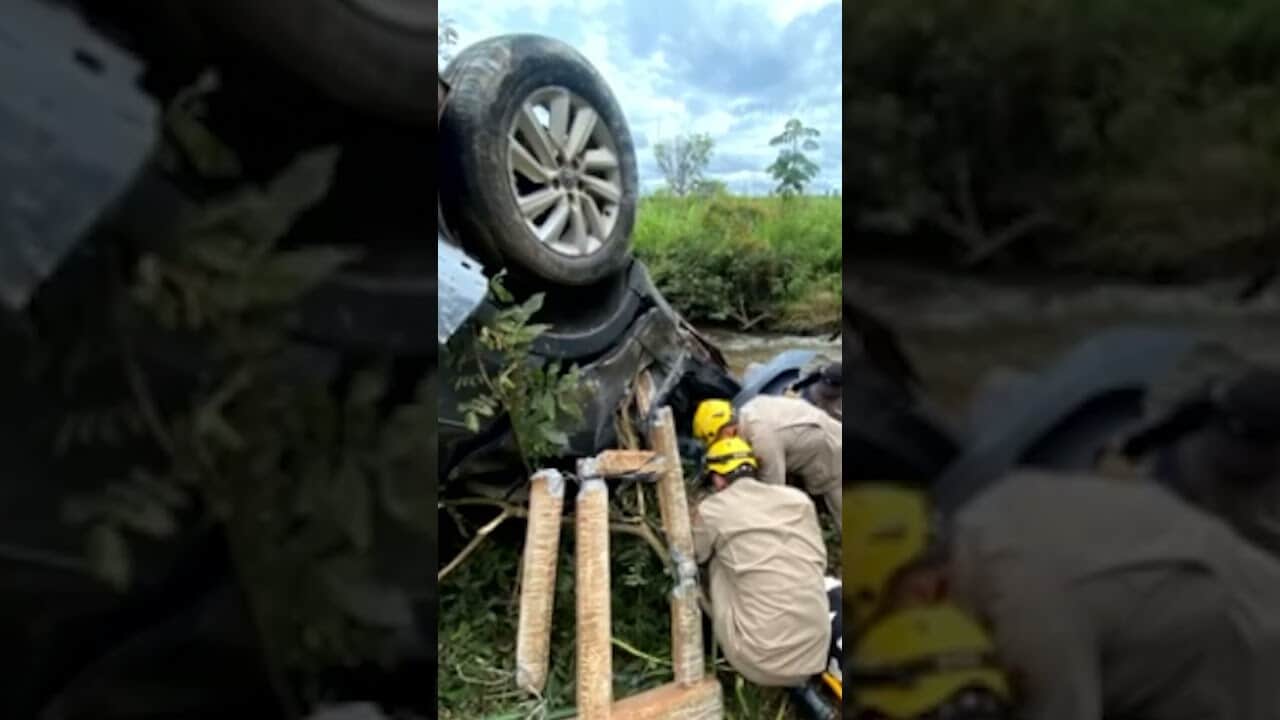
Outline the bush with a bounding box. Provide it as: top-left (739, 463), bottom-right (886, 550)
top-left (634, 196), bottom-right (841, 332)
top-left (847, 0), bottom-right (1280, 276)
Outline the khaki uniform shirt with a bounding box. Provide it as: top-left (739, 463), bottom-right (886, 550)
top-left (951, 470), bottom-right (1280, 720)
top-left (738, 394), bottom-right (842, 497)
top-left (692, 477), bottom-right (830, 687)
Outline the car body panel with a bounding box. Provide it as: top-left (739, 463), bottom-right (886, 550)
top-left (934, 326), bottom-right (1203, 513)
top-left (0, 0), bottom-right (158, 311)
top-left (734, 349), bottom-right (820, 406)
top-left (437, 233), bottom-right (488, 345)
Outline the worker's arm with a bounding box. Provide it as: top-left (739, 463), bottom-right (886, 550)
top-left (979, 563), bottom-right (1102, 720)
top-left (691, 501), bottom-right (717, 564)
top-left (740, 417), bottom-right (786, 487)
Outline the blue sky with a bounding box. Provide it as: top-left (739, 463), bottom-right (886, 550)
top-left (439, 0), bottom-right (842, 195)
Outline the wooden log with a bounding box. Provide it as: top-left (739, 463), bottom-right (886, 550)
top-left (648, 408), bottom-right (695, 560)
top-left (576, 475), bottom-right (612, 718)
top-left (516, 469), bottom-right (565, 695)
top-left (591, 449), bottom-right (663, 478)
top-left (634, 369), bottom-right (655, 418)
top-left (606, 678), bottom-right (723, 720)
top-left (648, 406), bottom-right (705, 685)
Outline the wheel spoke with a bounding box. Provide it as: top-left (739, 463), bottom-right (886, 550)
top-left (518, 187), bottom-right (564, 219)
top-left (581, 193), bottom-right (608, 238)
top-left (549, 90), bottom-right (571, 147)
top-left (510, 140), bottom-right (553, 183)
top-left (516, 104), bottom-right (559, 166)
top-left (580, 174), bottom-right (621, 204)
top-left (568, 198), bottom-right (590, 254)
top-left (582, 148), bottom-right (618, 172)
top-left (564, 107), bottom-right (598, 160)
top-left (538, 198), bottom-right (571, 242)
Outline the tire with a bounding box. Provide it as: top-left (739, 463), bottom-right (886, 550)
top-left (440, 35), bottom-right (638, 287)
top-left (192, 0), bottom-right (433, 124)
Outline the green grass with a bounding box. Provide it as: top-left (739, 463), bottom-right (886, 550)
top-left (439, 488), bottom-right (841, 719)
top-left (633, 196), bottom-right (842, 334)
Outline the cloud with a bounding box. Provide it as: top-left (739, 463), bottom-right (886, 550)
top-left (439, 0), bottom-right (842, 195)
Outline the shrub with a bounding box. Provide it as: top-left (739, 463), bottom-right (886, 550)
top-left (634, 196), bottom-right (841, 332)
top-left (846, 0), bottom-right (1280, 275)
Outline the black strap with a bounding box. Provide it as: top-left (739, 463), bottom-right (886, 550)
top-left (849, 650), bottom-right (1002, 687)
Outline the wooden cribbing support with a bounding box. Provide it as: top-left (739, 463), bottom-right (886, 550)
top-left (591, 449), bottom-right (663, 478)
top-left (575, 471), bottom-right (613, 718)
top-left (647, 406), bottom-right (705, 686)
top-left (516, 469), bottom-right (565, 695)
top-left (607, 677), bottom-right (723, 719)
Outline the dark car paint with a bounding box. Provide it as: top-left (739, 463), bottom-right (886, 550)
top-left (934, 326), bottom-right (1203, 514)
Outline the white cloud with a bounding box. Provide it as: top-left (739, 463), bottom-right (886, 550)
top-left (439, 0), bottom-right (841, 196)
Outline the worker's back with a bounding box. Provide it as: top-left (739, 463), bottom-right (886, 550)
top-left (694, 477), bottom-right (830, 687)
top-left (737, 394), bottom-right (841, 489)
top-left (950, 470), bottom-right (1280, 720)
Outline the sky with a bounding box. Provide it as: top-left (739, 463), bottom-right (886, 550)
top-left (439, 0), bottom-right (842, 196)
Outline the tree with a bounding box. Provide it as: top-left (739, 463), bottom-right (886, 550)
top-left (654, 133), bottom-right (714, 196)
top-left (766, 119), bottom-right (821, 196)
top-left (691, 177), bottom-right (729, 198)
top-left (439, 17), bottom-right (458, 63)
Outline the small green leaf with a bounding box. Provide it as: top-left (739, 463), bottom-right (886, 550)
top-left (520, 292), bottom-right (546, 316)
top-left (87, 524), bottom-right (131, 591)
top-left (489, 274), bottom-right (513, 303)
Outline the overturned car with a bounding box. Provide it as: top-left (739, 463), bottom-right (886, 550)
top-left (436, 35), bottom-right (821, 496)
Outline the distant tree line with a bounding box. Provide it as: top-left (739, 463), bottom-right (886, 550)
top-left (654, 118), bottom-right (824, 198)
top-left (847, 0), bottom-right (1280, 277)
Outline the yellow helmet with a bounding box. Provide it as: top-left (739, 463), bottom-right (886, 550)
top-left (851, 604), bottom-right (1012, 719)
top-left (692, 399), bottom-right (734, 445)
top-left (703, 437), bottom-right (758, 480)
top-left (845, 484), bottom-right (931, 626)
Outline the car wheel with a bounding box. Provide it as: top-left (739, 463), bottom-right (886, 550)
top-left (440, 35), bottom-right (638, 287)
top-left (191, 0), bottom-right (433, 124)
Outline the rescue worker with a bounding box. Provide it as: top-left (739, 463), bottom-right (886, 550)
top-left (850, 605), bottom-right (1014, 720)
top-left (693, 395), bottom-right (842, 533)
top-left (846, 483), bottom-right (1015, 720)
top-left (691, 437), bottom-right (833, 688)
top-left (1116, 365), bottom-right (1280, 559)
top-left (884, 472), bottom-right (1280, 720)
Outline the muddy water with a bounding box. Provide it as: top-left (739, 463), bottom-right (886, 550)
top-left (851, 268), bottom-right (1280, 419)
top-left (702, 330), bottom-right (841, 379)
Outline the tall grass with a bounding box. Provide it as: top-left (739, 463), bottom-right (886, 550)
top-left (633, 196), bottom-right (842, 333)
top-left (438, 522), bottom-right (838, 719)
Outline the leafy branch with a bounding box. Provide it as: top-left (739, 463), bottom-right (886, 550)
top-left (449, 272), bottom-right (587, 473)
top-left (57, 143), bottom-right (435, 708)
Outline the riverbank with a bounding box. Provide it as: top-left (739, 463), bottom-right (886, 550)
top-left (634, 196), bottom-right (841, 335)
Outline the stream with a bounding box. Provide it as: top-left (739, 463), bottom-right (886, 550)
top-left (851, 266), bottom-right (1280, 419)
top-left (702, 329), bottom-right (841, 379)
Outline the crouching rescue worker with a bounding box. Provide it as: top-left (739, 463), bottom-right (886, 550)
top-left (867, 473), bottom-right (1280, 720)
top-left (693, 395), bottom-right (842, 533)
top-left (691, 437), bottom-right (836, 689)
